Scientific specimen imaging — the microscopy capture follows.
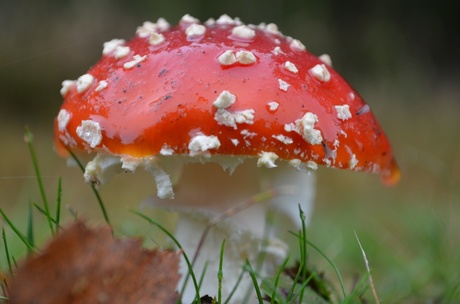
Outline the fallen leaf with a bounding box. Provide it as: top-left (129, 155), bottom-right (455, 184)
top-left (9, 221), bottom-right (180, 304)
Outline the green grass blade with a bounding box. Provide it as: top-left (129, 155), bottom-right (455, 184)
top-left (343, 273), bottom-right (369, 303)
top-left (260, 279), bottom-right (284, 304)
top-left (24, 127), bottom-right (54, 235)
top-left (271, 256), bottom-right (290, 304)
top-left (305, 239), bottom-right (346, 299)
top-left (130, 209), bottom-right (201, 304)
top-left (26, 203), bottom-right (35, 254)
top-left (258, 256), bottom-right (290, 304)
top-left (244, 260), bottom-right (263, 304)
top-left (32, 203), bottom-right (57, 224)
top-left (0, 209), bottom-right (35, 252)
top-left (2, 228), bottom-right (13, 276)
top-left (288, 272), bottom-right (315, 304)
top-left (286, 261), bottom-right (304, 301)
top-left (55, 177), bottom-right (62, 232)
top-left (298, 205), bottom-right (308, 303)
top-left (218, 239), bottom-right (226, 304)
top-left (197, 261), bottom-right (208, 292)
top-left (224, 269), bottom-right (245, 304)
top-left (65, 147), bottom-right (111, 225)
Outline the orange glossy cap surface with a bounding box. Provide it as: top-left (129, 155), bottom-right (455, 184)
top-left (54, 16), bottom-right (399, 184)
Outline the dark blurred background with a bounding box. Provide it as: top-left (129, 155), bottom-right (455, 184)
top-left (1, 0), bottom-right (459, 124)
top-left (1, 0), bottom-right (459, 301)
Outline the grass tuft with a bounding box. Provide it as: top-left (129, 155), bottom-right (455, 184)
top-left (24, 127), bottom-right (55, 236)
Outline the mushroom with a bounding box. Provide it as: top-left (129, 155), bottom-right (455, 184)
top-left (54, 14), bottom-right (399, 302)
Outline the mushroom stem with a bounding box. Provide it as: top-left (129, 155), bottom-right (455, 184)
top-left (175, 208), bottom-right (288, 303)
top-left (145, 159), bottom-right (316, 302)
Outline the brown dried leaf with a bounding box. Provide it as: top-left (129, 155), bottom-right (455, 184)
top-left (9, 221), bottom-right (180, 304)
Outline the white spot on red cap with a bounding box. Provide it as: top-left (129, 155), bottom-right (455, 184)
top-left (257, 151), bottom-right (279, 168)
top-left (149, 32), bottom-right (165, 45)
top-left (278, 79), bottom-right (291, 91)
top-left (123, 54), bottom-right (147, 70)
top-left (180, 14), bottom-right (200, 24)
top-left (213, 91), bottom-right (254, 129)
top-left (236, 50), bottom-right (256, 64)
top-left (188, 134), bottom-right (221, 157)
top-left (232, 110), bottom-right (255, 124)
top-left (284, 61), bottom-right (298, 74)
top-left (231, 25), bottom-right (255, 40)
top-left (241, 129), bottom-right (257, 138)
top-left (267, 101), bottom-right (279, 112)
top-left (286, 112), bottom-right (323, 145)
top-left (272, 46), bottom-right (284, 55)
top-left (114, 46), bottom-right (130, 59)
top-left (60, 80), bottom-right (75, 96)
top-left (290, 39), bottom-right (306, 52)
top-left (309, 64), bottom-right (331, 82)
top-left (136, 19), bottom-right (170, 38)
top-left (76, 120), bottom-right (102, 148)
top-left (216, 14), bottom-right (240, 25)
top-left (272, 134), bottom-right (293, 145)
top-left (160, 145), bottom-right (175, 156)
top-left (218, 50), bottom-right (237, 66)
top-left (57, 109), bottom-right (71, 131)
top-left (214, 109), bottom-right (255, 129)
top-left (95, 80), bottom-right (108, 92)
top-left (102, 39), bottom-right (125, 55)
top-left (185, 23), bottom-right (206, 40)
top-left (204, 18), bottom-right (216, 26)
top-left (230, 138), bottom-right (239, 146)
top-left (319, 54), bottom-right (332, 66)
top-left (76, 74), bottom-right (94, 93)
top-left (335, 105), bottom-right (352, 120)
top-left (155, 18), bottom-right (170, 31)
top-left (264, 23), bottom-right (281, 35)
top-left (213, 90), bottom-right (236, 109)
top-left (349, 154), bottom-right (358, 169)
top-left (136, 21), bottom-right (157, 38)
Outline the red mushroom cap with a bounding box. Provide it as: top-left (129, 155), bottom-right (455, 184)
top-left (54, 15), bottom-right (399, 185)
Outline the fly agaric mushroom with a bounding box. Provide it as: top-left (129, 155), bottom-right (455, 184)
top-left (54, 14), bottom-right (399, 302)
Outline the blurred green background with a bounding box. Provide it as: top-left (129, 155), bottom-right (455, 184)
top-left (1, 0), bottom-right (459, 302)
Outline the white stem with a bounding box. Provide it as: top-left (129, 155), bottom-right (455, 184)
top-left (175, 209), bottom-right (288, 303)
